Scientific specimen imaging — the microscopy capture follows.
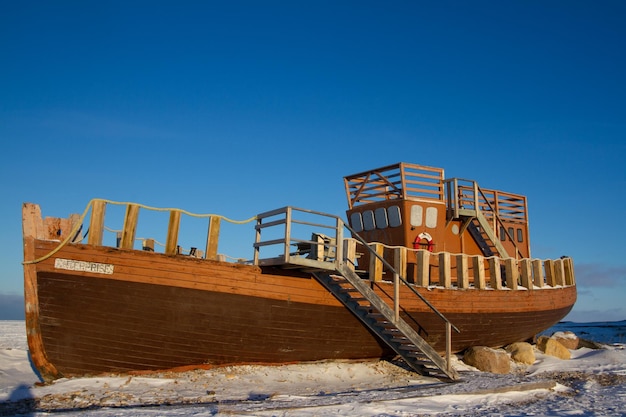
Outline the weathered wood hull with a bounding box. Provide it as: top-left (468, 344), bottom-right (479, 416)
top-left (25, 239), bottom-right (576, 380)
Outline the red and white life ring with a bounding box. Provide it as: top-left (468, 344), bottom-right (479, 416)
top-left (413, 232), bottom-right (434, 252)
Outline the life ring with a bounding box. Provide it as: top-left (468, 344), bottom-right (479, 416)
top-left (413, 232), bottom-right (434, 252)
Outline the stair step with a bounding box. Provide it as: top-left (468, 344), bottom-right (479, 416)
top-left (312, 270), bottom-right (458, 381)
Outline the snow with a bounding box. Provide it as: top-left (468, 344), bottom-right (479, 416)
top-left (1, 320), bottom-right (625, 416)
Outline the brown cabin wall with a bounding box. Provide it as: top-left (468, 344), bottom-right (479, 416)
top-left (347, 199), bottom-right (486, 264)
top-left (347, 199), bottom-right (530, 264)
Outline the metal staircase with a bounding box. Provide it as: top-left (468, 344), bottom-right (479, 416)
top-left (313, 264), bottom-right (459, 381)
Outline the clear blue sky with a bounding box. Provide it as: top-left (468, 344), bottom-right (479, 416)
top-left (1, 1), bottom-right (625, 322)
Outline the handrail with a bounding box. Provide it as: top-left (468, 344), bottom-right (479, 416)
top-left (445, 179), bottom-right (526, 259)
top-left (343, 222), bottom-right (461, 334)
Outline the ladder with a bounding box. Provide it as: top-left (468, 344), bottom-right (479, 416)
top-left (313, 264), bottom-right (459, 381)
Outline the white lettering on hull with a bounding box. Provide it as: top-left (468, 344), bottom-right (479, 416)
top-left (54, 258), bottom-right (114, 275)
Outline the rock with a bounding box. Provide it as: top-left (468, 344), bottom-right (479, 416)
top-left (537, 337), bottom-right (571, 360)
top-left (578, 338), bottom-right (605, 350)
top-left (506, 342), bottom-right (535, 365)
top-left (552, 331), bottom-right (579, 350)
top-left (463, 346), bottom-right (511, 374)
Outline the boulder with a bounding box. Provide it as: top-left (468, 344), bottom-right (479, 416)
top-left (463, 346), bottom-right (511, 374)
top-left (506, 342), bottom-right (535, 365)
top-left (537, 336), bottom-right (571, 360)
top-left (552, 331), bottom-right (579, 350)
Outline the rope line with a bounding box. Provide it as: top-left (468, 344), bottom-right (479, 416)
top-left (23, 198), bottom-right (257, 265)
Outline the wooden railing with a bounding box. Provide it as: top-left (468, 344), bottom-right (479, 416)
top-left (362, 243), bottom-right (576, 290)
top-left (344, 162), bottom-right (445, 208)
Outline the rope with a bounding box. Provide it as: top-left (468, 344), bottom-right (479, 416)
top-left (23, 198), bottom-right (257, 265)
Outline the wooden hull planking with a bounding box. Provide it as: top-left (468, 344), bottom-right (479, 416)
top-left (26, 239), bottom-right (576, 379)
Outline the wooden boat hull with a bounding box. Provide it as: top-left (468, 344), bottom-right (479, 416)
top-left (26, 239), bottom-right (576, 380)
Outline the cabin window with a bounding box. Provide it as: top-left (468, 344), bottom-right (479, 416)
top-left (500, 226), bottom-right (506, 241)
top-left (410, 205), bottom-right (423, 227)
top-left (425, 207), bottom-right (438, 228)
top-left (375, 207), bottom-right (388, 229)
top-left (350, 212), bottom-right (363, 233)
top-left (517, 228), bottom-right (523, 242)
top-left (388, 205), bottom-right (402, 227)
top-left (363, 210), bottom-right (376, 231)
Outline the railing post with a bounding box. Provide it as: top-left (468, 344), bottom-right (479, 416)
top-left (120, 204), bottom-right (140, 250)
top-left (88, 199), bottom-right (106, 246)
top-left (544, 260), bottom-right (556, 287)
top-left (416, 250), bottom-right (430, 286)
top-left (520, 258), bottom-right (532, 290)
top-left (393, 247), bottom-right (406, 322)
top-left (336, 218), bottom-right (344, 268)
top-left (205, 216), bottom-right (221, 260)
top-left (504, 258), bottom-right (519, 290)
top-left (284, 207), bottom-right (292, 263)
top-left (489, 257), bottom-right (502, 289)
top-left (253, 217), bottom-right (261, 266)
top-left (343, 239), bottom-right (357, 270)
top-left (165, 210), bottom-right (181, 255)
top-left (554, 259), bottom-right (565, 286)
top-left (532, 259), bottom-right (545, 288)
top-left (446, 321), bottom-right (452, 373)
top-left (456, 254), bottom-right (469, 288)
top-left (369, 243), bottom-right (384, 282)
top-left (472, 255), bottom-right (486, 289)
top-left (563, 257), bottom-right (575, 285)
top-left (439, 252), bottom-right (451, 288)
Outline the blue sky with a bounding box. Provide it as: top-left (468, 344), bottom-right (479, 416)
top-left (1, 1), bottom-right (625, 322)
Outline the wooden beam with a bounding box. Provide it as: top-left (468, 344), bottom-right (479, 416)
top-left (488, 257), bottom-right (502, 289)
top-left (532, 259), bottom-right (545, 288)
top-left (504, 258), bottom-right (518, 290)
top-left (416, 250), bottom-right (430, 287)
top-left (205, 216), bottom-right (221, 260)
top-left (439, 252), bottom-right (451, 288)
top-left (520, 259), bottom-right (532, 290)
top-left (472, 255), bottom-right (486, 289)
top-left (369, 243), bottom-right (384, 282)
top-left (120, 204), bottom-right (140, 249)
top-left (165, 210), bottom-right (181, 255)
top-left (88, 200), bottom-right (106, 246)
top-left (544, 260), bottom-right (556, 287)
top-left (456, 254), bottom-right (469, 289)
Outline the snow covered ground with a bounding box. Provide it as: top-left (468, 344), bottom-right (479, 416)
top-left (1, 320), bottom-right (625, 416)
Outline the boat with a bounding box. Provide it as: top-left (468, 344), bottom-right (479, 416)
top-left (22, 162), bottom-right (576, 382)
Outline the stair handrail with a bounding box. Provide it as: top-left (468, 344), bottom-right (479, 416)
top-left (446, 179), bottom-right (525, 260)
top-left (342, 222), bottom-right (460, 335)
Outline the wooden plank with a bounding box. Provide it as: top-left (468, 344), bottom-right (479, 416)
top-left (416, 250), bottom-right (430, 287)
top-left (120, 204), bottom-right (140, 249)
top-left (488, 257), bottom-right (502, 289)
top-left (520, 259), bottom-right (532, 290)
top-left (471, 255), bottom-right (486, 289)
top-left (394, 247), bottom-right (407, 279)
top-left (143, 238), bottom-right (155, 252)
top-left (205, 216), bottom-right (221, 260)
top-left (456, 254), bottom-right (469, 289)
top-left (88, 200), bottom-right (106, 246)
top-left (439, 252), bottom-right (451, 288)
top-left (544, 260), bottom-right (556, 287)
top-left (369, 243), bottom-right (384, 282)
top-left (165, 210), bottom-right (181, 255)
top-left (554, 259), bottom-right (565, 286)
top-left (563, 257), bottom-right (575, 286)
top-left (343, 239), bottom-right (357, 270)
top-left (504, 258), bottom-right (518, 290)
top-left (532, 259), bottom-right (545, 288)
